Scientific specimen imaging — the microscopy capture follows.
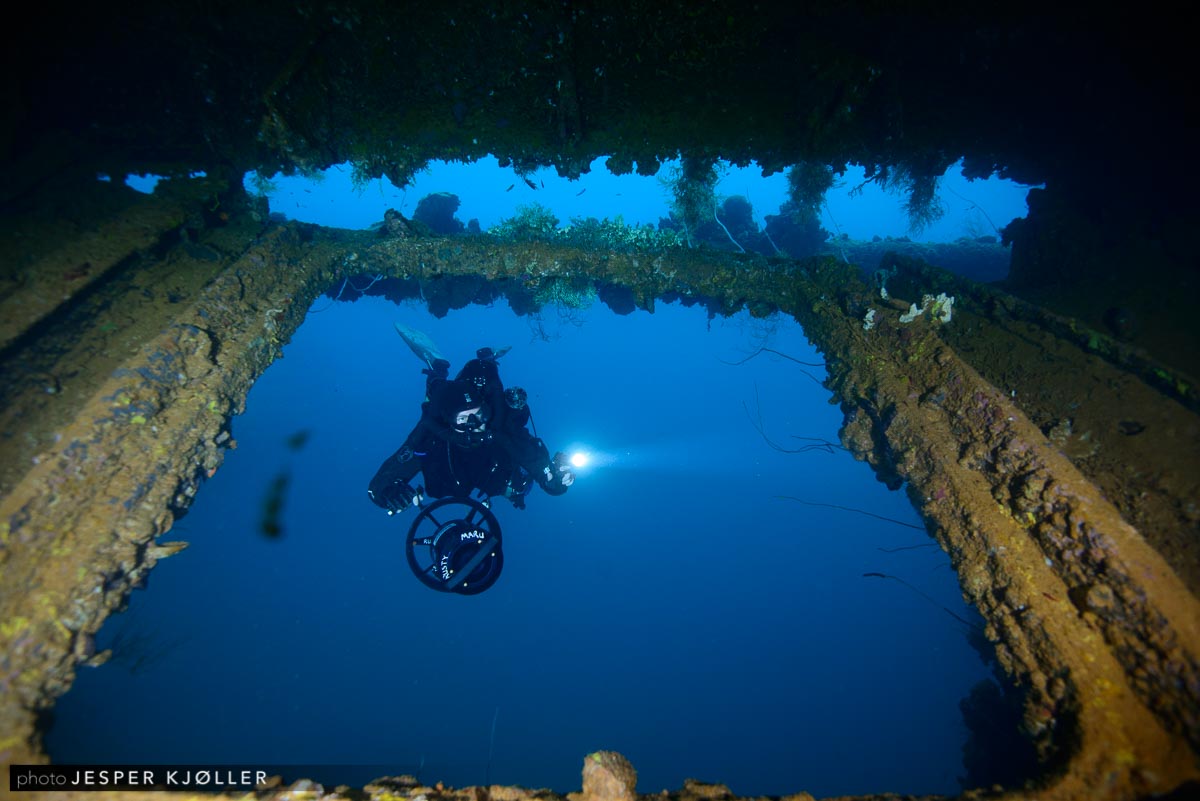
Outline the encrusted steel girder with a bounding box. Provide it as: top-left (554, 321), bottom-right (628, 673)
top-left (1, 191), bottom-right (1198, 800)
top-left (788, 264), bottom-right (1200, 798)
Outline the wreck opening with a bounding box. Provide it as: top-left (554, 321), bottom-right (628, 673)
top-left (3, 180), bottom-right (1198, 797)
top-left (5, 4), bottom-right (1200, 798)
top-left (43, 283), bottom-right (1030, 796)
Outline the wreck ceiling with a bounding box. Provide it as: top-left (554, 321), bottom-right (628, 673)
top-left (2, 3), bottom-right (1191, 206)
top-left (6, 2), bottom-right (1196, 376)
top-left (2, 3), bottom-right (1199, 801)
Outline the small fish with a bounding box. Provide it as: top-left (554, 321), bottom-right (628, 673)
top-left (576, 188), bottom-right (587, 196)
top-left (505, 184), bottom-right (515, 192)
top-left (523, 177), bottom-right (537, 190)
top-left (260, 471), bottom-right (290, 538)
top-left (286, 429), bottom-right (311, 451)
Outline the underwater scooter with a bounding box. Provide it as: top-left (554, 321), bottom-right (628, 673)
top-left (404, 494), bottom-right (505, 595)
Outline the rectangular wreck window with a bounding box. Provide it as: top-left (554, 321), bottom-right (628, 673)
top-left (45, 291), bottom-right (1022, 797)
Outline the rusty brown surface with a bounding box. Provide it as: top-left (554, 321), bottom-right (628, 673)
top-left (875, 255), bottom-right (1200, 599)
top-left (0, 180), bottom-right (221, 355)
top-left (788, 262), bottom-right (1200, 798)
top-left (2, 192), bottom-right (1199, 800)
top-left (0, 199), bottom-right (347, 770)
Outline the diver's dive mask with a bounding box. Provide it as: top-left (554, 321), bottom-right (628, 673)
top-left (452, 405), bottom-right (489, 433)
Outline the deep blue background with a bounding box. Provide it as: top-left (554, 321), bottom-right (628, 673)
top-left (48, 295), bottom-right (992, 798)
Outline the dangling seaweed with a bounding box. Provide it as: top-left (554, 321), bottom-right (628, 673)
top-left (862, 571), bottom-right (982, 632)
top-left (721, 345), bottom-right (826, 383)
top-left (777, 495), bottom-right (925, 530)
top-left (744, 385), bottom-right (842, 455)
top-left (877, 543), bottom-right (939, 553)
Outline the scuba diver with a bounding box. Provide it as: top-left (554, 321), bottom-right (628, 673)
top-left (367, 343), bottom-right (575, 516)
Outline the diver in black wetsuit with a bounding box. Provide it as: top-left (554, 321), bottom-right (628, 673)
top-left (367, 348), bottom-right (575, 514)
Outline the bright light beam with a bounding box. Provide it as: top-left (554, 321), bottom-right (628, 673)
top-left (561, 444), bottom-right (617, 471)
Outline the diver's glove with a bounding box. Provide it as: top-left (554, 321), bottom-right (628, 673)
top-left (504, 471), bottom-right (534, 510)
top-left (422, 358), bottom-right (450, 381)
top-left (371, 481), bottom-right (423, 515)
top-left (548, 452), bottom-right (576, 488)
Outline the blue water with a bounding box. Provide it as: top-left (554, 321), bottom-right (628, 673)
top-left (233, 155), bottom-right (1033, 244)
top-left (47, 295), bottom-right (992, 797)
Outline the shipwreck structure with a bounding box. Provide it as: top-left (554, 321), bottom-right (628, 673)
top-left (2, 3), bottom-right (1198, 800)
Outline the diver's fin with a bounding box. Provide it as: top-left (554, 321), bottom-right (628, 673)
top-left (475, 345), bottom-right (512, 361)
top-left (394, 322), bottom-right (446, 370)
